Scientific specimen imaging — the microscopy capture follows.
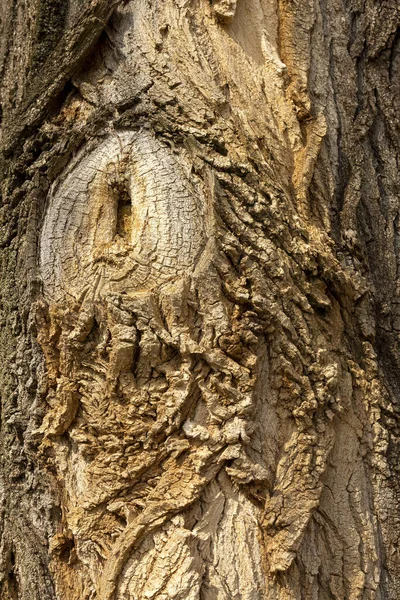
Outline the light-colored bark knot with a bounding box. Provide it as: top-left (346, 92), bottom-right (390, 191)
top-left (40, 129), bottom-right (207, 301)
top-left (212, 0), bottom-right (238, 23)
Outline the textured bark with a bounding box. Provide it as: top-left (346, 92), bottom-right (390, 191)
top-left (0, 1), bottom-right (400, 599)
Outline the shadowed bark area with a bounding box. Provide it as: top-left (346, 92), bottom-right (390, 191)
top-left (0, 1), bottom-right (400, 599)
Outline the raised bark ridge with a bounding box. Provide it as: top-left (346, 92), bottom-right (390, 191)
top-left (0, 0), bottom-right (399, 599)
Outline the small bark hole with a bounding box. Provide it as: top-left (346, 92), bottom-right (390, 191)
top-left (3, 552), bottom-right (19, 600)
top-left (107, 166), bottom-right (133, 242)
top-left (59, 537), bottom-right (75, 563)
top-left (54, 533), bottom-right (76, 564)
top-left (115, 185), bottom-right (132, 240)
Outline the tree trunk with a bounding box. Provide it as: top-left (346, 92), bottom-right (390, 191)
top-left (0, 1), bottom-right (399, 598)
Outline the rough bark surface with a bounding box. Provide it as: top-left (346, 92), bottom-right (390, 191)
top-left (0, 1), bottom-right (400, 599)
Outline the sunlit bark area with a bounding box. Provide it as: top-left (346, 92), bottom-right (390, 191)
top-left (0, 1), bottom-right (400, 598)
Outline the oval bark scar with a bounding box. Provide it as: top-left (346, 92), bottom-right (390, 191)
top-left (40, 129), bottom-right (207, 300)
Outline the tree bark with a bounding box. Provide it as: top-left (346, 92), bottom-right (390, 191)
top-left (0, 1), bottom-right (400, 598)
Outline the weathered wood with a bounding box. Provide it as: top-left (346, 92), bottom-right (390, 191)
top-left (1, 1), bottom-right (400, 598)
